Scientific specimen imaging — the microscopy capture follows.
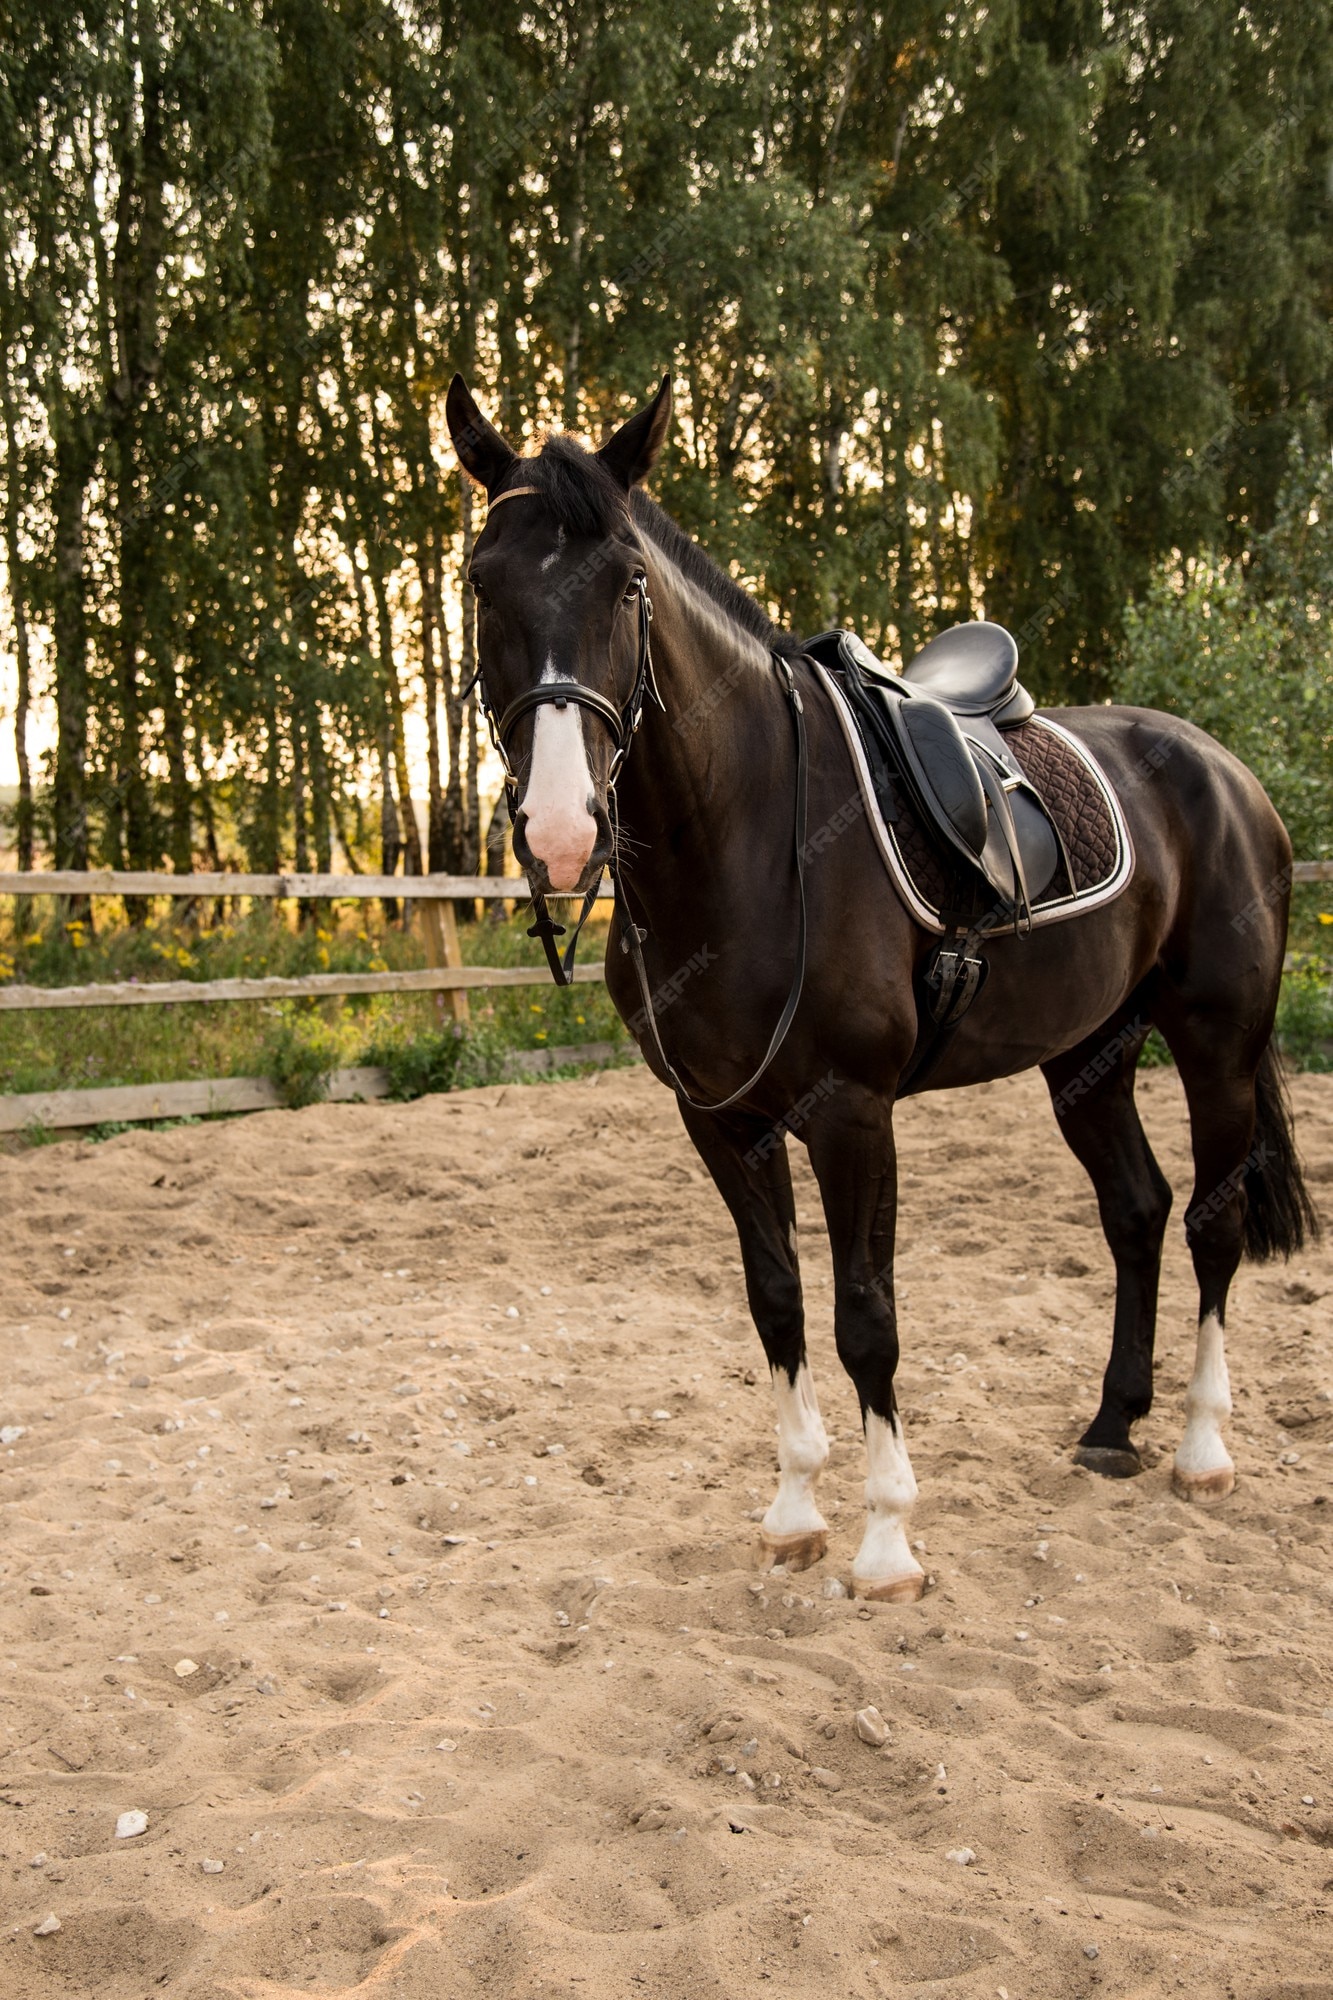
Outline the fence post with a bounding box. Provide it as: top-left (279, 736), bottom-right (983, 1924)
top-left (419, 893), bottom-right (469, 1026)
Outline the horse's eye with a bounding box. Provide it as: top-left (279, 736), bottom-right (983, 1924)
top-left (469, 575), bottom-right (489, 607)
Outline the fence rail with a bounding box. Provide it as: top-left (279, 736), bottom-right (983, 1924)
top-left (0, 869), bottom-right (613, 900)
top-left (1, 861), bottom-right (1327, 1133)
top-left (0, 868), bottom-right (613, 1017)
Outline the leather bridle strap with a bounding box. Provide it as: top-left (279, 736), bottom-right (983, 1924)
top-left (491, 575), bottom-right (659, 988)
top-left (612, 653), bottom-right (810, 1114)
top-left (498, 680), bottom-right (627, 749)
top-left (485, 483), bottom-right (541, 513)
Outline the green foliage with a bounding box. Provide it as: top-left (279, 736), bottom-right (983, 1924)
top-left (1275, 962), bottom-right (1333, 1075)
top-left (4, 0), bottom-right (1333, 888)
top-left (0, 902), bottom-right (627, 1096)
top-left (258, 1005), bottom-right (342, 1110)
top-left (1118, 444), bottom-right (1333, 858)
top-left (363, 1022), bottom-right (466, 1102)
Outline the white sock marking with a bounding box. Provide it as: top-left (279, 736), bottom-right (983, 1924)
top-left (521, 658), bottom-right (597, 890)
top-left (761, 1362), bottom-right (829, 1542)
top-left (852, 1410), bottom-right (924, 1590)
top-left (1174, 1310), bottom-right (1234, 1482)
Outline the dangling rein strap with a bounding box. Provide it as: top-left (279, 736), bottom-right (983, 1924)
top-left (614, 654), bottom-right (810, 1115)
top-left (526, 884), bottom-right (601, 987)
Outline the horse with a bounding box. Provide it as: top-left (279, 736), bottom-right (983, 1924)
top-left (445, 370), bottom-right (1320, 1603)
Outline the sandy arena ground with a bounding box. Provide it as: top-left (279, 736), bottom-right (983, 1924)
top-left (0, 1062), bottom-right (1331, 2000)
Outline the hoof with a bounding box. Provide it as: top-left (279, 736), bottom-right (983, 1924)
top-left (1172, 1463), bottom-right (1235, 1502)
top-left (1073, 1444), bottom-right (1142, 1480)
top-left (850, 1570), bottom-right (925, 1605)
top-left (759, 1529), bottom-right (828, 1573)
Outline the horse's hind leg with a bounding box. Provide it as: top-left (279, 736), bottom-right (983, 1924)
top-left (677, 1101), bottom-right (830, 1570)
top-left (1041, 1003), bottom-right (1173, 1477)
top-left (1155, 1025), bottom-right (1265, 1501)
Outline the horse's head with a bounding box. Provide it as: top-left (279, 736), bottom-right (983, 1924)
top-left (446, 373), bottom-right (672, 895)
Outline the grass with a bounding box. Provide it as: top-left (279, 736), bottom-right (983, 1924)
top-left (0, 895), bottom-right (630, 1099)
top-left (0, 881), bottom-right (1329, 1115)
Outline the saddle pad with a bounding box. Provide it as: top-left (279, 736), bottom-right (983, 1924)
top-left (812, 663), bottom-right (1134, 933)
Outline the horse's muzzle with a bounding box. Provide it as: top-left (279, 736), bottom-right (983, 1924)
top-left (513, 796), bottom-right (614, 897)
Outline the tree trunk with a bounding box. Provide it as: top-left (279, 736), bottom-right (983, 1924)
top-left (442, 470), bottom-right (476, 871)
top-left (306, 698), bottom-right (333, 873)
top-left (377, 717), bottom-right (402, 921)
top-left (368, 553), bottom-right (424, 877)
top-left (107, 3), bottom-right (168, 911)
top-left (159, 661), bottom-right (193, 874)
top-left (419, 535), bottom-right (447, 871)
top-left (0, 302), bottom-right (34, 910)
top-left (255, 703), bottom-right (283, 873)
top-left (51, 424), bottom-right (92, 908)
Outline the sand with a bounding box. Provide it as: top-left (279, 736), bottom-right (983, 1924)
top-left (0, 1061), bottom-right (1331, 2000)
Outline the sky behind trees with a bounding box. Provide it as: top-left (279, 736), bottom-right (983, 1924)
top-left (1, 0), bottom-right (1330, 878)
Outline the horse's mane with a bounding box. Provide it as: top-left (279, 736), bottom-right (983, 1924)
top-left (520, 433), bottom-right (801, 656)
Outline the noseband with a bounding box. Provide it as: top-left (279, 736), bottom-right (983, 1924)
top-left (470, 481), bottom-right (810, 1115)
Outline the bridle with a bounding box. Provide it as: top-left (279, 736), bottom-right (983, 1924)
top-left (469, 480), bottom-right (810, 1115)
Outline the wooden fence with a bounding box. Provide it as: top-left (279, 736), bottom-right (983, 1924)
top-left (1, 861), bottom-right (1328, 1133)
top-left (0, 869), bottom-right (618, 1131)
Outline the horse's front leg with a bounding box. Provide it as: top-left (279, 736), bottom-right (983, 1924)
top-left (676, 1101), bottom-right (830, 1570)
top-left (805, 1086), bottom-right (924, 1603)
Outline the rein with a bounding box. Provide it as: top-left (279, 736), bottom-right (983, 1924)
top-left (615, 653), bottom-right (809, 1113)
top-left (471, 517), bottom-right (810, 1112)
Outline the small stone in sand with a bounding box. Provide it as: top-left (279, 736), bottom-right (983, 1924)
top-left (855, 1706), bottom-right (889, 1747)
top-left (201, 1858), bottom-right (224, 1874)
top-left (30, 1852), bottom-right (46, 1867)
top-left (33, 1915), bottom-right (60, 1936)
top-left (1083, 1944), bottom-right (1099, 1960)
top-left (821, 1577), bottom-right (848, 1599)
top-left (174, 1659), bottom-right (199, 1678)
top-left (436, 1739), bottom-right (457, 1752)
top-left (810, 1767), bottom-right (842, 1791)
top-left (115, 1810), bottom-right (148, 1839)
top-left (946, 1846), bottom-right (975, 1866)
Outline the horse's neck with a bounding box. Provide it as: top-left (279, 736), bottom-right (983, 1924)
top-left (615, 545), bottom-right (792, 886)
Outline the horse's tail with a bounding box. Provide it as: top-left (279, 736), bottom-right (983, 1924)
top-left (1243, 1042), bottom-right (1322, 1262)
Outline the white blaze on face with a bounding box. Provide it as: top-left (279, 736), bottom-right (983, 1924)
top-left (521, 660), bottom-right (598, 891)
top-left (851, 1410), bottom-right (924, 1592)
top-left (761, 1362), bottom-right (830, 1542)
top-left (1174, 1310), bottom-right (1234, 1484)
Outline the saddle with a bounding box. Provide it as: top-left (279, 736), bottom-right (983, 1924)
top-left (803, 621), bottom-right (1072, 931)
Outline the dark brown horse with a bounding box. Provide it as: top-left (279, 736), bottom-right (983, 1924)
top-left (447, 372), bottom-right (1319, 1601)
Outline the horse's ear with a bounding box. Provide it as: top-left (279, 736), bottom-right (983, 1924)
top-left (597, 374), bottom-right (672, 489)
top-left (446, 374), bottom-right (518, 493)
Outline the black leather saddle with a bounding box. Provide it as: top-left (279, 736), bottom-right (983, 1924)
top-left (803, 621), bottom-right (1069, 930)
